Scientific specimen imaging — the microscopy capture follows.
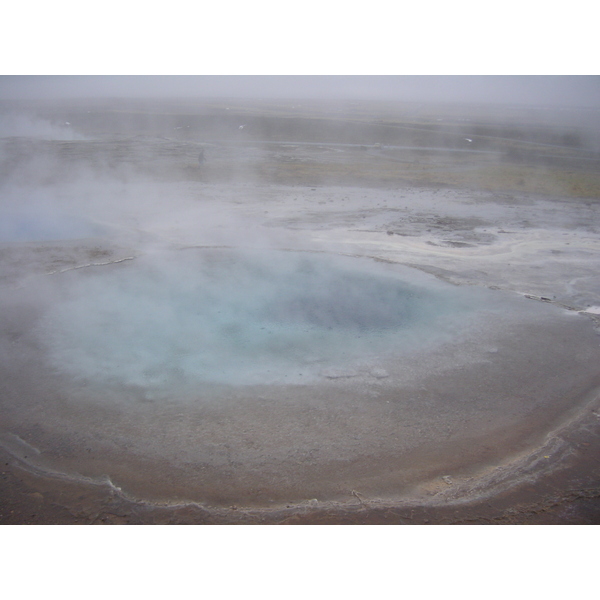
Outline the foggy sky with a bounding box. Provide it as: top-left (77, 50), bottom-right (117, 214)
top-left (1, 76), bottom-right (599, 108)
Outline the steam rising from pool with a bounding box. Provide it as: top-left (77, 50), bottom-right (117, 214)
top-left (0, 189), bottom-right (105, 243)
top-left (40, 249), bottom-right (474, 392)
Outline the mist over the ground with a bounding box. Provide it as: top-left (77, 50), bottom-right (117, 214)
top-left (1, 75), bottom-right (599, 259)
top-left (2, 75), bottom-right (600, 107)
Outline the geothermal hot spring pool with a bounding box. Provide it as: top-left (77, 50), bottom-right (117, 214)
top-left (40, 250), bottom-right (479, 389)
top-left (1, 247), bottom-right (600, 507)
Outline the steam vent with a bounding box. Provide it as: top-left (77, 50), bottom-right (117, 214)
top-left (2, 90), bottom-right (600, 524)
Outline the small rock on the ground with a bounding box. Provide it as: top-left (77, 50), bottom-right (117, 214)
top-left (370, 368), bottom-right (389, 379)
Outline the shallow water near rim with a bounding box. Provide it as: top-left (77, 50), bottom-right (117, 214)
top-left (39, 248), bottom-right (479, 391)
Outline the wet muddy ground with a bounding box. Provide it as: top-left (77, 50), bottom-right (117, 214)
top-left (1, 98), bottom-right (600, 524)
